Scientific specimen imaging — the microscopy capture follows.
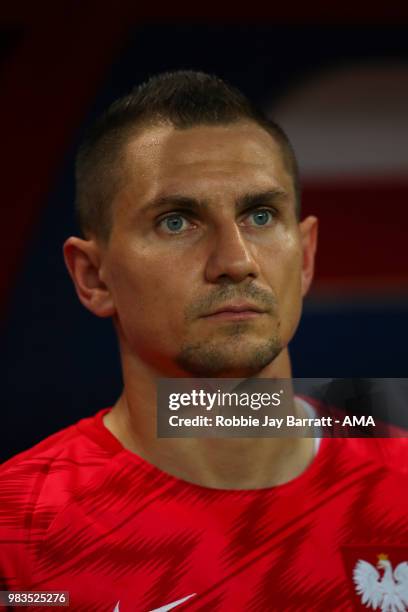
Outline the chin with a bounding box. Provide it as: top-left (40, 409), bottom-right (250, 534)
top-left (206, 365), bottom-right (265, 379)
top-left (175, 337), bottom-right (283, 378)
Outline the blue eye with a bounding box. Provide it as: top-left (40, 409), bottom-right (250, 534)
top-left (249, 209), bottom-right (273, 226)
top-left (160, 214), bottom-right (188, 233)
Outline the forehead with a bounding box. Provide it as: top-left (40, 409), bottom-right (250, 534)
top-left (121, 122), bottom-right (293, 204)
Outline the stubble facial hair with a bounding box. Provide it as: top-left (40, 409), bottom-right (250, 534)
top-left (175, 282), bottom-right (282, 377)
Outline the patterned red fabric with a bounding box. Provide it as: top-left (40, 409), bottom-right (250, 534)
top-left (0, 407), bottom-right (407, 611)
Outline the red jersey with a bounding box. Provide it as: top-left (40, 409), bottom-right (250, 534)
top-left (0, 406), bottom-right (407, 611)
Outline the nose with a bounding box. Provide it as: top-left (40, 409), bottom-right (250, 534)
top-left (204, 222), bottom-right (260, 284)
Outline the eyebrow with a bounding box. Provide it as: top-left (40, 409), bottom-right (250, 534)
top-left (140, 188), bottom-right (288, 216)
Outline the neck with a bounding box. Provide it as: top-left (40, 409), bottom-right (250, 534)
top-left (103, 348), bottom-right (316, 489)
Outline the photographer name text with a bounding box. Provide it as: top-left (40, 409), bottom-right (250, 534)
top-left (167, 415), bottom-right (376, 428)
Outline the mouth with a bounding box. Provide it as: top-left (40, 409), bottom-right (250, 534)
top-left (202, 303), bottom-right (267, 321)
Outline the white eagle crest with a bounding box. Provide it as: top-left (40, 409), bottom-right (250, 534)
top-left (353, 554), bottom-right (408, 611)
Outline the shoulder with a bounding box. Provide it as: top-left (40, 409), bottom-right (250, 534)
top-left (1, 407), bottom-right (114, 469)
top-left (300, 395), bottom-right (408, 477)
top-left (0, 408), bottom-right (120, 533)
top-left (339, 437), bottom-right (408, 476)
top-left (0, 409), bottom-right (120, 588)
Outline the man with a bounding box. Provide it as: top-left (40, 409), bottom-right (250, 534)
top-left (0, 71), bottom-right (407, 611)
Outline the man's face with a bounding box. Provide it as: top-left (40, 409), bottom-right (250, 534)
top-left (99, 121), bottom-right (313, 377)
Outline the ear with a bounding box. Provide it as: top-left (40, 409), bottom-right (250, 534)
top-left (63, 236), bottom-right (115, 318)
top-left (299, 215), bottom-right (318, 297)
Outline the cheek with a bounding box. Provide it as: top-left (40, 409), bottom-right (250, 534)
top-left (108, 248), bottom-right (193, 322)
top-left (262, 236), bottom-right (303, 326)
top-left (262, 231), bottom-right (302, 287)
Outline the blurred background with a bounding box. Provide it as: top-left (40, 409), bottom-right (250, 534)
top-left (1, 3), bottom-right (408, 461)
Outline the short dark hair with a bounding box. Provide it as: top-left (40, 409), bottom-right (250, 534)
top-left (75, 70), bottom-right (300, 242)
